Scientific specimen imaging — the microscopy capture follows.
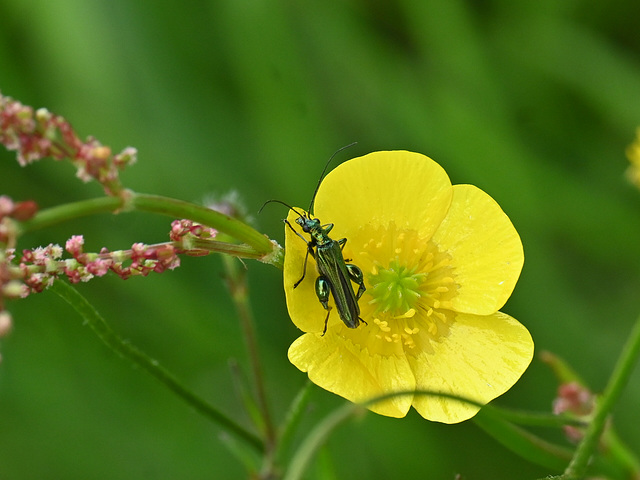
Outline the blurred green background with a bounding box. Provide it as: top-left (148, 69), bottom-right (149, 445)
top-left (1, 0), bottom-right (640, 478)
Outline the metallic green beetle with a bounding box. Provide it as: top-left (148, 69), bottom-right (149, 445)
top-left (286, 210), bottom-right (366, 335)
top-left (263, 145), bottom-right (367, 334)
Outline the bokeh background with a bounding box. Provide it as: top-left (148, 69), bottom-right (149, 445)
top-left (2, 1), bottom-right (640, 478)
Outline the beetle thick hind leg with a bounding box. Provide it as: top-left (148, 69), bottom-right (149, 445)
top-left (346, 263), bottom-right (366, 299)
top-left (315, 276), bottom-right (332, 335)
top-left (321, 309), bottom-right (331, 336)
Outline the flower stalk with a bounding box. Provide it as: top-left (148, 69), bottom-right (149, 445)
top-left (561, 313), bottom-right (640, 479)
top-left (221, 249), bottom-right (277, 458)
top-left (17, 193), bottom-right (278, 262)
top-left (49, 279), bottom-right (264, 452)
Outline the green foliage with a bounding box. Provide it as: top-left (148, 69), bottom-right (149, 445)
top-left (1, 0), bottom-right (639, 478)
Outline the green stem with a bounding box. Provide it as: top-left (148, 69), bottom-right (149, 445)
top-left (602, 428), bottom-right (640, 478)
top-left (283, 403), bottom-right (359, 480)
top-left (220, 251), bottom-right (277, 476)
top-left (131, 194), bottom-right (273, 255)
top-left (19, 196), bottom-right (123, 232)
top-left (284, 388), bottom-right (580, 480)
top-left (18, 193), bottom-right (276, 258)
top-left (474, 408), bottom-right (572, 471)
top-left (483, 404), bottom-right (586, 429)
top-left (563, 313), bottom-right (640, 478)
top-left (276, 380), bottom-right (314, 464)
top-left (187, 238), bottom-right (271, 261)
top-left (49, 279), bottom-right (263, 453)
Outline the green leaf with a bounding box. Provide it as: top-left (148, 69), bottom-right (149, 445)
top-left (473, 407), bottom-right (572, 471)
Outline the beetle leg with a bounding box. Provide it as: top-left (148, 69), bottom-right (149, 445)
top-left (346, 263), bottom-right (366, 300)
top-left (285, 218), bottom-right (317, 289)
top-left (321, 223), bottom-right (334, 235)
top-left (337, 238), bottom-right (354, 262)
top-left (315, 276), bottom-right (332, 335)
top-left (284, 218), bottom-right (310, 244)
top-left (293, 245), bottom-right (314, 289)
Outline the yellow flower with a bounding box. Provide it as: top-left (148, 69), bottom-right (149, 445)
top-left (284, 151), bottom-right (533, 424)
top-left (626, 127), bottom-right (640, 189)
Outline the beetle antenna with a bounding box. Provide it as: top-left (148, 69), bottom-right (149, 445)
top-left (259, 199), bottom-right (306, 218)
top-left (308, 142), bottom-right (357, 215)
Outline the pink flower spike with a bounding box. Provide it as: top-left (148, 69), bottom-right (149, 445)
top-left (114, 147), bottom-right (137, 168)
top-left (168, 219), bottom-right (217, 244)
top-left (10, 200), bottom-right (39, 221)
top-left (65, 235), bottom-right (85, 257)
top-left (552, 381), bottom-right (595, 444)
top-left (553, 382), bottom-right (594, 417)
top-left (0, 311), bottom-right (12, 337)
top-left (170, 219), bottom-right (192, 241)
top-left (86, 257), bottom-right (112, 277)
top-left (130, 242), bottom-right (147, 261)
top-left (23, 273), bottom-right (54, 293)
top-left (3, 280), bottom-right (29, 298)
top-left (2, 92), bottom-right (134, 196)
top-left (0, 196), bottom-right (14, 217)
top-left (152, 244), bottom-right (180, 272)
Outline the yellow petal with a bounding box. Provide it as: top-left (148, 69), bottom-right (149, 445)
top-left (313, 151), bottom-right (453, 242)
top-left (430, 184), bottom-right (524, 315)
top-left (288, 331), bottom-right (415, 417)
top-left (408, 311), bottom-right (533, 423)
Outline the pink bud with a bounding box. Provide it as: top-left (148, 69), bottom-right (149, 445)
top-left (0, 311), bottom-right (12, 337)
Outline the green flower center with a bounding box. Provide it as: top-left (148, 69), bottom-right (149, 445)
top-left (339, 223), bottom-right (459, 354)
top-left (368, 259), bottom-right (426, 316)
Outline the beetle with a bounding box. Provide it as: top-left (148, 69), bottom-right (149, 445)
top-left (262, 145), bottom-right (367, 335)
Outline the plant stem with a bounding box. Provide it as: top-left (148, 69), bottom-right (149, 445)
top-left (283, 403), bottom-right (359, 480)
top-left (187, 238), bottom-right (270, 261)
top-left (276, 380), bottom-right (314, 464)
top-left (482, 404), bottom-right (586, 429)
top-left (474, 408), bottom-right (572, 471)
top-left (49, 279), bottom-right (263, 453)
top-left (18, 193), bottom-right (275, 258)
top-left (563, 313), bottom-right (640, 478)
top-left (19, 196), bottom-right (123, 232)
top-left (220, 251), bottom-right (277, 476)
top-left (131, 194), bottom-right (274, 255)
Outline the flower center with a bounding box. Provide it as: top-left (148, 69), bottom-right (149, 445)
top-left (368, 259), bottom-right (425, 316)
top-left (340, 222), bottom-right (459, 354)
